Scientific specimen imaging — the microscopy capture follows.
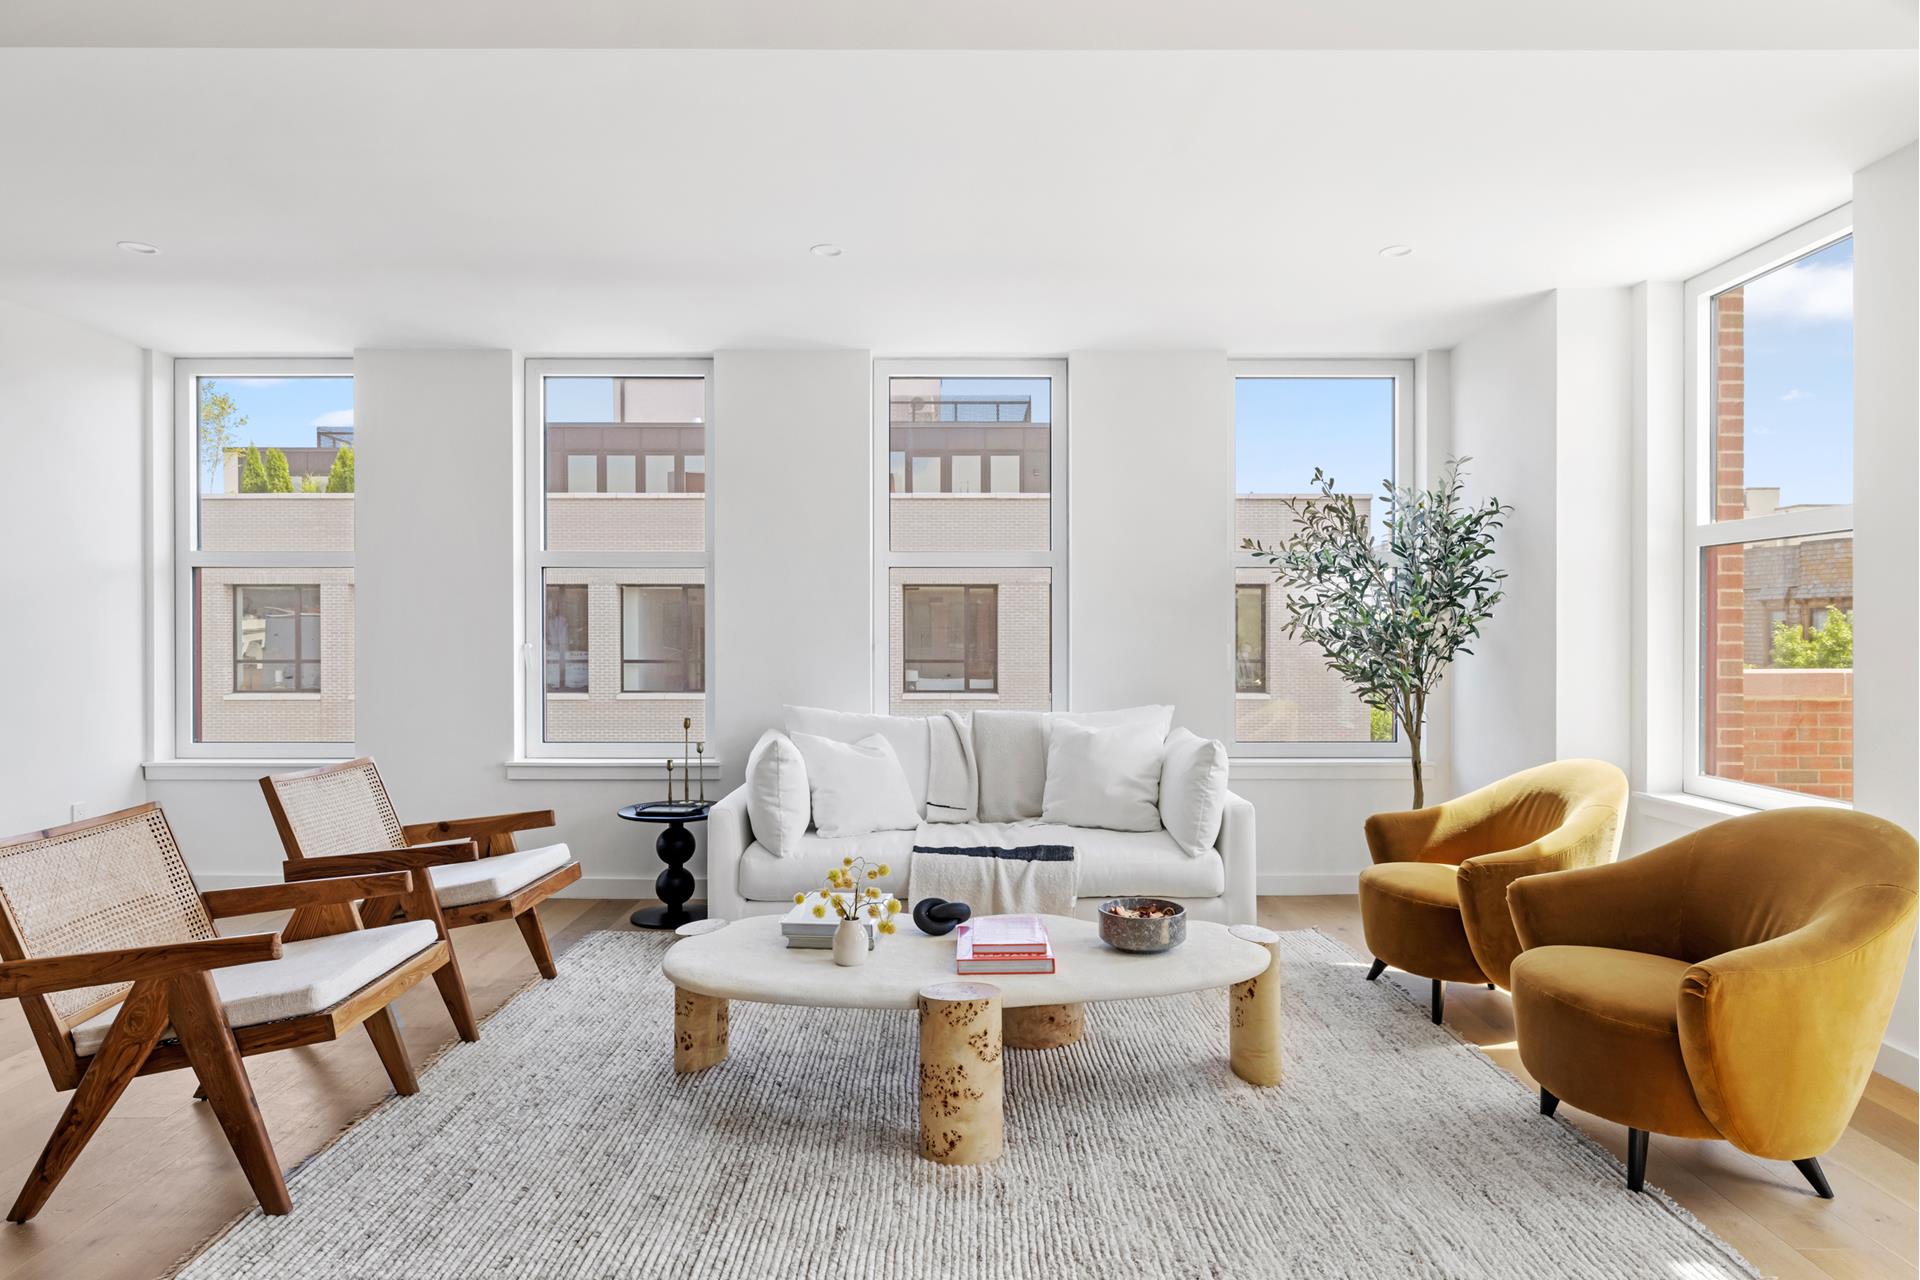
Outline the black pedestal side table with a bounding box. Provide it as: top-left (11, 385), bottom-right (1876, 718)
top-left (617, 800), bottom-right (712, 929)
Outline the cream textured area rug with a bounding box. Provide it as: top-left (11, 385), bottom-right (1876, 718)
top-left (176, 930), bottom-right (1759, 1279)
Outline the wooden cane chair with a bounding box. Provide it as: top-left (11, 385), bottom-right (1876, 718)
top-left (260, 760), bottom-right (581, 1006)
top-left (0, 803), bottom-right (473, 1221)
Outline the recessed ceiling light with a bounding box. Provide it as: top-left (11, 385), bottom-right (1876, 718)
top-left (809, 243), bottom-right (843, 258)
top-left (1378, 244), bottom-right (1413, 258)
top-left (117, 240), bottom-right (160, 256)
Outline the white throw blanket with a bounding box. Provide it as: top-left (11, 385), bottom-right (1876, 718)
top-left (923, 710), bottom-right (977, 824)
top-left (908, 822), bottom-right (1078, 916)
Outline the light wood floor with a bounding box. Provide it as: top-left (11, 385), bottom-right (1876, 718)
top-left (0, 897), bottom-right (1912, 1280)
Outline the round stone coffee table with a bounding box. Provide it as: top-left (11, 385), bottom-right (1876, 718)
top-left (662, 914), bottom-right (1281, 1164)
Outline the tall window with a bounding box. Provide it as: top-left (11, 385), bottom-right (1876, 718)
top-left (525, 360), bottom-right (712, 756)
top-left (1686, 211), bottom-right (1854, 806)
top-left (1232, 360), bottom-right (1411, 754)
top-left (175, 359), bottom-right (354, 755)
top-left (874, 361), bottom-right (1065, 714)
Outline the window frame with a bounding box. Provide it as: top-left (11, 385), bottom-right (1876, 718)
top-left (522, 357), bottom-right (715, 759)
top-left (1234, 582), bottom-right (1267, 695)
top-left (172, 356), bottom-right (354, 759)
top-left (1230, 358), bottom-right (1414, 757)
top-left (233, 584), bottom-right (322, 694)
top-left (872, 358), bottom-right (1068, 712)
top-left (620, 583), bottom-right (707, 695)
top-left (1681, 206), bottom-right (1854, 811)
top-left (901, 583), bottom-right (999, 695)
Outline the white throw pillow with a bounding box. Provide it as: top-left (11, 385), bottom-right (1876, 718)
top-left (784, 706), bottom-right (931, 817)
top-left (1159, 727), bottom-right (1229, 856)
top-left (745, 730), bottom-right (809, 856)
top-left (791, 732), bottom-right (921, 839)
top-left (1040, 720), bottom-right (1166, 833)
top-left (1054, 704), bottom-right (1175, 740)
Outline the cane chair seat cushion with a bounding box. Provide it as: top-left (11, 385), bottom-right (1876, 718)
top-left (428, 843), bottom-right (574, 909)
top-left (68, 920), bottom-right (440, 1057)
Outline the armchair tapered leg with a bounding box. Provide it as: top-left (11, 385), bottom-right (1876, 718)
top-left (1540, 1086), bottom-right (1559, 1117)
top-left (1366, 958), bottom-right (1386, 982)
top-left (432, 953), bottom-right (481, 1042)
top-left (363, 1007), bottom-right (420, 1095)
top-left (168, 971), bottom-right (292, 1216)
top-left (1793, 1157), bottom-right (1834, 1199)
top-left (1430, 980), bottom-right (1444, 1025)
top-left (1625, 1128), bottom-right (1649, 1192)
top-left (516, 906), bottom-right (559, 980)
top-left (10, 980), bottom-right (170, 1223)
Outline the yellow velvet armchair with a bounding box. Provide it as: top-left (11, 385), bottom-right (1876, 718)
top-left (1508, 808), bottom-right (1917, 1198)
top-left (1358, 759), bottom-right (1628, 1023)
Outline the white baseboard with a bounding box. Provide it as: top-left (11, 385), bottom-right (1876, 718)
top-left (1257, 872), bottom-right (1360, 896)
top-left (1875, 1040), bottom-right (1918, 1090)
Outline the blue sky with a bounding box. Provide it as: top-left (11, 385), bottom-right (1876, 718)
top-left (1237, 377), bottom-right (1395, 536)
top-left (1735, 235), bottom-right (1852, 509)
top-left (197, 376), bottom-right (353, 492)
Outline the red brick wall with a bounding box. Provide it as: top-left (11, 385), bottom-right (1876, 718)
top-left (1738, 670), bottom-right (1854, 799)
top-left (1704, 289), bottom-right (1747, 780)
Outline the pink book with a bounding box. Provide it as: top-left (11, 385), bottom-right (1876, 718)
top-left (965, 914), bottom-right (1051, 955)
top-left (956, 929), bottom-right (1055, 974)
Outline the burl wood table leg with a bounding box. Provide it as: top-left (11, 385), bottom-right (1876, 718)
top-left (673, 986), bottom-right (728, 1073)
top-left (1004, 1002), bottom-right (1084, 1050)
top-left (1228, 925), bottom-right (1283, 1086)
top-left (917, 981), bottom-right (1003, 1165)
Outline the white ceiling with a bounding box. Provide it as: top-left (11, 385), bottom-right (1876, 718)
top-left (0, 48), bottom-right (1912, 356)
top-left (1, 0), bottom-right (1912, 50)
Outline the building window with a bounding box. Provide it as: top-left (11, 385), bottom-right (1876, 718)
top-left (903, 585), bottom-right (998, 694)
top-left (234, 586), bottom-right (321, 693)
top-left (622, 585), bottom-right (706, 692)
top-left (1235, 584), bottom-right (1266, 694)
top-left (544, 584), bottom-right (589, 693)
top-left (526, 360), bottom-right (712, 755)
top-left (175, 359), bottom-right (354, 755)
top-left (1232, 361), bottom-right (1411, 752)
top-left (1686, 212), bottom-right (1854, 805)
top-left (875, 361), bottom-right (1065, 712)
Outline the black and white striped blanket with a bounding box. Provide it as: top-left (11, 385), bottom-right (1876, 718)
top-left (908, 822), bottom-right (1079, 916)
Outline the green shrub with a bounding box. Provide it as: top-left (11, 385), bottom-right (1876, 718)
top-left (1770, 609), bottom-right (1852, 669)
top-left (238, 444), bottom-right (269, 493)
top-left (1368, 704), bottom-right (1394, 742)
top-left (325, 445), bottom-right (355, 494)
top-left (263, 448), bottom-right (293, 493)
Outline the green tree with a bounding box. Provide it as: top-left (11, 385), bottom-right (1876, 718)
top-left (325, 445), bottom-right (355, 494)
top-left (238, 444), bottom-right (270, 493)
top-left (1244, 459), bottom-right (1511, 808)
top-left (1771, 608), bottom-right (1852, 669)
top-left (198, 380), bottom-right (249, 488)
top-left (263, 448), bottom-right (294, 493)
top-left (298, 475), bottom-right (324, 493)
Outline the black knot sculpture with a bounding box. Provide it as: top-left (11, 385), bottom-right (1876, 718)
top-left (911, 897), bottom-right (972, 937)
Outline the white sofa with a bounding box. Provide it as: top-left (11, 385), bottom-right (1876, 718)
top-left (706, 707), bottom-right (1256, 925)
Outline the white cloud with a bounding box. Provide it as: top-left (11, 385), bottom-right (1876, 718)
top-left (1743, 259), bottom-right (1851, 324)
top-left (311, 409), bottom-right (354, 428)
top-left (1779, 388), bottom-right (1812, 402)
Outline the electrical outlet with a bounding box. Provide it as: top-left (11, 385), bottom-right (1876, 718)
top-left (69, 803), bottom-right (87, 824)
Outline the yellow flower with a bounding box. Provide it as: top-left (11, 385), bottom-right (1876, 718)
top-left (876, 863), bottom-right (891, 876)
top-left (865, 887), bottom-right (880, 899)
top-left (878, 919), bottom-right (897, 935)
top-left (810, 904), bottom-right (826, 919)
top-left (865, 868), bottom-right (877, 880)
top-left (842, 857), bottom-right (854, 868)
top-left (794, 892), bottom-right (806, 904)
top-left (887, 899), bottom-right (901, 915)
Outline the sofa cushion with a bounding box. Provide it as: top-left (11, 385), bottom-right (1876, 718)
top-left (1042, 720), bottom-right (1164, 832)
top-left (1071, 827), bottom-right (1226, 898)
top-left (430, 842), bottom-right (574, 908)
top-left (1159, 727), bottom-right (1228, 856)
top-left (1357, 862), bottom-right (1485, 984)
top-left (784, 706), bottom-right (930, 816)
top-left (791, 732), bottom-right (919, 838)
top-left (69, 920), bottom-right (441, 1057)
top-left (738, 829), bottom-right (917, 901)
top-left (745, 729), bottom-right (809, 855)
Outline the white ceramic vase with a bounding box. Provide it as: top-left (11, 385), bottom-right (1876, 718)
top-left (832, 919), bottom-right (867, 966)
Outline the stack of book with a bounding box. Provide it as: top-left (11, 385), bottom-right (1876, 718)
top-left (954, 914), bottom-right (1056, 974)
top-left (780, 893), bottom-right (895, 950)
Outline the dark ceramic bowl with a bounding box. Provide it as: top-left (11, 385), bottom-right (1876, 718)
top-left (1098, 897), bottom-right (1188, 953)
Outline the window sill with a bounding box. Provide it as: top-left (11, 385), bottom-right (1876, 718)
top-left (901, 692), bottom-right (999, 701)
top-left (615, 692), bottom-right (703, 701)
top-left (223, 693), bottom-right (322, 701)
top-left (504, 758), bottom-right (723, 782)
top-left (1234, 692), bottom-right (1270, 701)
top-left (145, 758), bottom-right (350, 781)
top-left (1227, 756), bottom-right (1424, 782)
top-left (544, 692), bottom-right (590, 700)
top-left (1635, 787), bottom-right (1845, 831)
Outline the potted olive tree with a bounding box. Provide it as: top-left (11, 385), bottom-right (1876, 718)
top-left (1242, 459), bottom-right (1510, 809)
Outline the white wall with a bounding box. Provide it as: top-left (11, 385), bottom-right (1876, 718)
top-left (1447, 294), bottom-right (1560, 793)
top-left (1851, 141), bottom-right (1919, 1082)
top-left (1069, 351), bottom-right (1233, 743)
top-left (0, 299), bottom-right (148, 836)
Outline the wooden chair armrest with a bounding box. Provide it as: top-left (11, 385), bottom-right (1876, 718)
top-left (402, 810), bottom-right (556, 848)
top-left (202, 872), bottom-right (416, 919)
top-left (282, 840), bottom-right (479, 881)
top-left (0, 933), bottom-right (283, 999)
